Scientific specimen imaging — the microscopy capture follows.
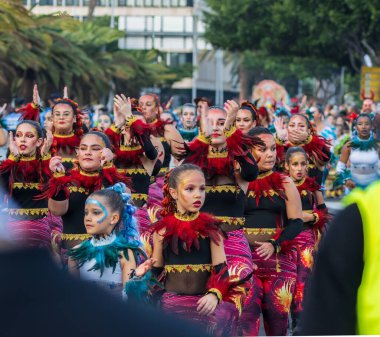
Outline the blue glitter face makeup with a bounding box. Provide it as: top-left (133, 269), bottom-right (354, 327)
top-left (86, 198), bottom-right (108, 224)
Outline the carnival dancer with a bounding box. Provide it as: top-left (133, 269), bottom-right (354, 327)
top-left (19, 85), bottom-right (85, 170)
top-left (242, 127), bottom-right (303, 336)
top-left (274, 113), bottom-right (331, 185)
top-left (105, 95), bottom-right (163, 233)
top-left (235, 101), bottom-right (259, 134)
top-left (184, 101), bottom-right (262, 333)
top-left (177, 103), bottom-right (198, 142)
top-left (284, 147), bottom-right (329, 330)
top-left (335, 114), bottom-right (379, 191)
top-left (44, 131), bottom-right (131, 259)
top-left (139, 94), bottom-right (184, 208)
top-left (68, 182), bottom-right (153, 298)
top-left (0, 120), bottom-right (59, 249)
top-left (151, 164), bottom-right (246, 336)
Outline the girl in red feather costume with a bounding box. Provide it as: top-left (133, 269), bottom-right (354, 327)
top-left (284, 147), bottom-right (329, 330)
top-left (242, 127), bottom-right (304, 336)
top-left (274, 113), bottom-right (331, 185)
top-left (45, 131), bottom-right (131, 263)
top-left (0, 120), bottom-right (59, 249)
top-left (151, 164), bottom-right (245, 336)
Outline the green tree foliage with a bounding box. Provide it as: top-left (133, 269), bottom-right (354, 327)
top-left (0, 0), bottom-right (187, 103)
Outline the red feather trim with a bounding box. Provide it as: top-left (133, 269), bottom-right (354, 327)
top-left (207, 156), bottom-right (233, 176)
top-left (301, 135), bottom-right (331, 165)
top-left (130, 119), bottom-right (153, 137)
top-left (206, 264), bottom-right (253, 304)
top-left (101, 166), bottom-right (132, 190)
top-left (153, 212), bottom-right (223, 254)
top-left (296, 176), bottom-right (321, 195)
top-left (115, 147), bottom-right (144, 166)
top-left (185, 137), bottom-right (210, 170)
top-left (52, 134), bottom-right (81, 156)
top-left (276, 143), bottom-right (286, 163)
top-left (226, 128), bottom-right (264, 157)
top-left (37, 174), bottom-right (72, 200)
top-left (247, 171), bottom-right (288, 205)
top-left (69, 169), bottom-right (103, 191)
top-left (18, 102), bottom-right (40, 122)
top-left (313, 208), bottom-right (330, 233)
top-left (149, 119), bottom-right (167, 137)
top-left (105, 127), bottom-right (121, 149)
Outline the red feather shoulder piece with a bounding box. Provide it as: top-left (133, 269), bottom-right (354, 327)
top-left (52, 134), bottom-right (81, 156)
top-left (291, 135), bottom-right (331, 165)
top-left (149, 119), bottom-right (167, 137)
top-left (18, 102), bottom-right (40, 122)
top-left (295, 176), bottom-right (321, 196)
top-left (101, 166), bottom-right (132, 190)
top-left (153, 212), bottom-right (223, 254)
top-left (247, 171), bottom-right (288, 205)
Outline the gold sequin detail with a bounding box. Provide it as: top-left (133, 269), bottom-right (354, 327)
top-left (165, 264), bottom-right (211, 273)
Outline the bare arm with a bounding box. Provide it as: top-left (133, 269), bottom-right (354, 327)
top-left (48, 199), bottom-right (69, 216)
top-left (284, 177), bottom-right (303, 219)
top-left (210, 234), bottom-right (227, 266)
top-left (152, 230), bottom-right (165, 267)
top-left (339, 143), bottom-right (351, 165)
top-left (141, 136), bottom-right (164, 176)
top-left (164, 124), bottom-right (185, 158)
top-left (120, 249), bottom-right (137, 286)
top-left (0, 128), bottom-right (8, 147)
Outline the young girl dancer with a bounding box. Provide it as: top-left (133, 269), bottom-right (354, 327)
top-left (68, 183), bottom-right (153, 297)
top-left (285, 147), bottom-right (329, 330)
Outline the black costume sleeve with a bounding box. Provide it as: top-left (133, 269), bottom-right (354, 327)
top-left (235, 152), bottom-right (258, 182)
top-left (151, 159), bottom-right (162, 177)
top-left (138, 133), bottom-right (158, 160)
top-left (275, 218), bottom-right (303, 246)
top-left (296, 203), bottom-right (364, 335)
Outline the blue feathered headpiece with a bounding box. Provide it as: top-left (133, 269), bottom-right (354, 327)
top-left (274, 106), bottom-right (291, 118)
top-left (106, 183), bottom-right (141, 247)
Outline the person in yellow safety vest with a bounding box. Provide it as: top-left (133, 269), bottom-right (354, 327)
top-left (297, 180), bottom-right (380, 335)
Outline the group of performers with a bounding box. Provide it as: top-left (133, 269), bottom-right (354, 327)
top-left (0, 84), bottom-right (350, 336)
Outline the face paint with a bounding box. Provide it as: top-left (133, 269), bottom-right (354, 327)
top-left (86, 198), bottom-right (108, 224)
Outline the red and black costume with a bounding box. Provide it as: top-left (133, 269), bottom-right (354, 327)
top-left (185, 126), bottom-right (260, 332)
top-left (0, 153), bottom-right (61, 249)
top-left (152, 212), bottom-right (244, 336)
top-left (42, 164), bottom-right (131, 255)
top-left (291, 177), bottom-right (329, 329)
top-left (276, 134), bottom-right (331, 185)
top-left (242, 170), bottom-right (303, 336)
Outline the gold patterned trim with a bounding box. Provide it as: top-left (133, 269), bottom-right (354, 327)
top-left (159, 137), bottom-right (168, 143)
top-left (159, 167), bottom-right (170, 174)
top-left (69, 186), bottom-right (89, 194)
top-left (300, 190), bottom-right (308, 197)
top-left (308, 163), bottom-right (316, 169)
top-left (31, 102), bottom-right (38, 109)
top-left (197, 133), bottom-right (210, 144)
top-left (248, 190), bottom-right (279, 198)
top-left (258, 170), bottom-right (273, 179)
top-left (216, 216), bottom-right (245, 226)
top-left (275, 135), bottom-right (285, 145)
top-left (8, 208), bottom-right (48, 216)
top-left (165, 264), bottom-right (212, 273)
top-left (294, 178), bottom-right (306, 186)
top-left (174, 212), bottom-right (199, 222)
top-left (61, 233), bottom-right (91, 241)
top-left (110, 124), bottom-right (121, 134)
top-left (79, 169), bottom-right (99, 177)
top-left (54, 132), bottom-right (75, 138)
top-left (41, 153), bottom-right (51, 161)
top-left (208, 288), bottom-right (223, 302)
top-left (118, 168), bottom-right (148, 175)
top-left (208, 149), bottom-right (228, 159)
top-left (206, 185), bottom-right (240, 193)
top-left (125, 115), bottom-right (137, 128)
top-left (62, 157), bottom-right (75, 163)
top-left (131, 193), bottom-right (148, 201)
top-left (8, 153), bottom-right (19, 161)
top-left (20, 155), bottom-right (37, 162)
top-left (12, 182), bottom-right (42, 190)
top-left (243, 228), bottom-right (277, 235)
top-left (304, 210), bottom-right (313, 214)
top-left (53, 172), bottom-right (65, 178)
top-left (120, 144), bottom-right (142, 151)
top-left (224, 125), bottom-right (237, 138)
top-left (313, 212), bottom-right (319, 224)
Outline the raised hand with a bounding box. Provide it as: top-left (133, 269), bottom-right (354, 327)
top-left (114, 94), bottom-right (132, 118)
top-left (0, 103), bottom-right (7, 117)
top-left (134, 258), bottom-right (156, 277)
top-left (9, 131), bottom-right (19, 156)
top-left (63, 86), bottom-right (68, 99)
top-left (224, 99), bottom-right (239, 123)
top-left (49, 156), bottom-right (65, 174)
top-left (40, 130), bottom-right (53, 156)
top-left (100, 148), bottom-right (114, 167)
top-left (33, 84), bottom-right (40, 106)
top-left (200, 108), bottom-right (211, 137)
top-left (274, 117), bottom-right (288, 141)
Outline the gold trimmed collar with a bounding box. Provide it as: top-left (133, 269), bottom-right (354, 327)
top-left (19, 154), bottom-right (37, 162)
top-left (174, 212), bottom-right (200, 222)
top-left (258, 170), bottom-right (273, 179)
top-left (294, 177), bottom-right (306, 186)
top-left (79, 169), bottom-right (99, 177)
top-left (54, 132), bottom-right (75, 138)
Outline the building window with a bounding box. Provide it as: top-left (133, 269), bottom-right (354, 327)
top-left (126, 37), bottom-right (146, 49)
top-left (163, 16), bottom-right (184, 32)
top-left (38, 0), bottom-right (54, 5)
top-left (162, 37), bottom-right (185, 50)
top-left (126, 16), bottom-right (145, 32)
top-left (65, 0), bottom-right (80, 5)
top-left (135, 0), bottom-right (144, 6)
top-left (144, 0), bottom-right (153, 5)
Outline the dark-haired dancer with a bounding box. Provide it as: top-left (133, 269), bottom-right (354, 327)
top-left (335, 114), bottom-right (379, 191)
top-left (185, 101), bottom-right (261, 332)
top-left (151, 164), bottom-right (242, 336)
top-left (274, 114), bottom-right (331, 185)
top-left (242, 127), bottom-right (303, 336)
top-left (19, 86), bottom-right (85, 170)
top-left (0, 120), bottom-right (58, 248)
top-left (178, 103), bottom-right (198, 142)
top-left (285, 147), bottom-right (329, 330)
top-left (236, 101), bottom-right (259, 134)
top-left (68, 183), bottom-right (152, 297)
top-left (139, 94), bottom-right (184, 208)
top-left (45, 131), bottom-right (131, 258)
